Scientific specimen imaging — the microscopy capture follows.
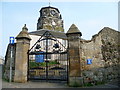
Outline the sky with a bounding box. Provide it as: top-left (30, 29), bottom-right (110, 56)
top-left (0, 0), bottom-right (119, 57)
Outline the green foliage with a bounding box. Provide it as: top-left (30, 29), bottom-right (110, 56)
top-left (2, 76), bottom-right (9, 82)
top-left (69, 82), bottom-right (81, 87)
top-left (55, 27), bottom-right (64, 32)
top-left (83, 83), bottom-right (94, 87)
top-left (73, 83), bottom-right (80, 87)
top-left (83, 81), bottom-right (105, 87)
top-left (29, 61), bottom-right (59, 68)
top-left (39, 62), bottom-right (46, 66)
top-left (44, 25), bottom-right (52, 30)
top-left (29, 62), bottom-right (40, 68)
top-left (69, 81), bottom-right (106, 87)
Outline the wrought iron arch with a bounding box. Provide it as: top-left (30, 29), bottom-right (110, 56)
top-left (28, 31), bottom-right (68, 81)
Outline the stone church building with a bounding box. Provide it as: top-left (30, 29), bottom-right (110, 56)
top-left (3, 6), bottom-right (120, 87)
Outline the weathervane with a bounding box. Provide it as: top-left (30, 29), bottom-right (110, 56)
top-left (49, 0), bottom-right (51, 6)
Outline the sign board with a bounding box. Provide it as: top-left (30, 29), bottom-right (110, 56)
top-left (35, 52), bottom-right (44, 63)
top-left (87, 59), bottom-right (92, 64)
top-left (10, 37), bottom-right (14, 44)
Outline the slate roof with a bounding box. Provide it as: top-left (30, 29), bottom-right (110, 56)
top-left (29, 29), bottom-right (67, 40)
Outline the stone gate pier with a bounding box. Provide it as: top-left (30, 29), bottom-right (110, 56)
top-left (66, 24), bottom-right (83, 86)
top-left (14, 24), bottom-right (31, 83)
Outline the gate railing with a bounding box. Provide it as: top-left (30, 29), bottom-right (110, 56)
top-left (28, 31), bottom-right (68, 81)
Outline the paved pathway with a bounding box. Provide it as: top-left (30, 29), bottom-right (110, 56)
top-left (1, 65), bottom-right (119, 88)
top-left (2, 79), bottom-right (119, 88)
top-left (2, 80), bottom-right (69, 88)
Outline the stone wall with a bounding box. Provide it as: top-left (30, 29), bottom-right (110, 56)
top-left (0, 56), bottom-right (4, 64)
top-left (3, 44), bottom-right (16, 81)
top-left (100, 28), bottom-right (119, 81)
top-left (81, 27), bottom-right (120, 85)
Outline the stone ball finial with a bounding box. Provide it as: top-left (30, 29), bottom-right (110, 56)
top-left (66, 24), bottom-right (82, 36)
top-left (22, 24), bottom-right (28, 31)
top-left (16, 24), bottom-right (31, 40)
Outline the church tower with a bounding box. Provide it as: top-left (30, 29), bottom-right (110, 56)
top-left (37, 6), bottom-right (64, 32)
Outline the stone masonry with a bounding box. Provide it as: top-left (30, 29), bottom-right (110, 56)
top-left (66, 24), bottom-right (83, 86)
top-left (14, 24), bottom-right (31, 83)
top-left (80, 27), bottom-right (120, 86)
top-left (3, 44), bottom-right (16, 81)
